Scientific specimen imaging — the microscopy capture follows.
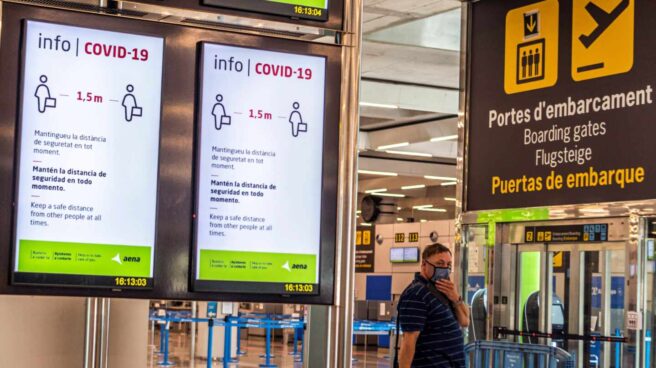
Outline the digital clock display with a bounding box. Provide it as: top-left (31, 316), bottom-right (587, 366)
top-left (203, 0), bottom-right (329, 21)
top-left (114, 277), bottom-right (150, 288)
top-left (284, 283), bottom-right (315, 293)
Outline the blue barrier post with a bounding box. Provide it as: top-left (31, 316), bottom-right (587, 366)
top-left (158, 323), bottom-right (165, 354)
top-left (223, 317), bottom-right (233, 365)
top-left (237, 318), bottom-right (246, 356)
top-left (297, 323), bottom-right (305, 363)
top-left (207, 319), bottom-right (214, 368)
top-left (615, 328), bottom-right (621, 368)
top-left (646, 330), bottom-right (652, 368)
top-left (158, 321), bottom-right (174, 366)
top-left (289, 324), bottom-right (299, 356)
top-left (259, 320), bottom-right (277, 368)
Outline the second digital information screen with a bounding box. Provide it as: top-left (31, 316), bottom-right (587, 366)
top-left (194, 42), bottom-right (326, 295)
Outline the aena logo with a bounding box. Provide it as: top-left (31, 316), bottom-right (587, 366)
top-left (291, 263), bottom-right (308, 270)
top-left (111, 253), bottom-right (141, 265)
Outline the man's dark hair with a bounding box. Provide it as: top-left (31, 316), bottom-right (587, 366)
top-left (421, 243), bottom-right (452, 261)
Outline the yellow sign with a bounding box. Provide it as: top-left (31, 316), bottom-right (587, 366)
top-left (537, 231), bottom-right (545, 241)
top-left (504, 0), bottom-right (559, 94)
top-left (553, 251), bottom-right (563, 267)
top-left (544, 231), bottom-right (552, 242)
top-left (356, 231), bottom-right (362, 246)
top-left (572, 0), bottom-right (634, 81)
top-left (526, 231), bottom-right (534, 242)
top-left (363, 230), bottom-right (371, 245)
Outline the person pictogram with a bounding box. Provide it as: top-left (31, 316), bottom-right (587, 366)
top-left (122, 84), bottom-right (143, 122)
top-left (211, 94), bottom-right (231, 130)
top-left (516, 39), bottom-right (545, 83)
top-left (288, 102), bottom-right (307, 138)
top-left (34, 75), bottom-right (57, 113)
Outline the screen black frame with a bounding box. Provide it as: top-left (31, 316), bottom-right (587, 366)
top-left (10, 18), bottom-right (165, 290)
top-left (123, 0), bottom-right (344, 31)
top-left (202, 0), bottom-right (329, 22)
top-left (0, 2), bottom-right (340, 304)
top-left (190, 41), bottom-right (329, 296)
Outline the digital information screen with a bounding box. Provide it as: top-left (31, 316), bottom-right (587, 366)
top-left (203, 0), bottom-right (329, 21)
top-left (12, 20), bottom-right (164, 289)
top-left (194, 42), bottom-right (326, 295)
top-left (390, 247), bottom-right (419, 263)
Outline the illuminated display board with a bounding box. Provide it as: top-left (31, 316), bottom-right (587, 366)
top-left (390, 247), bottom-right (419, 263)
top-left (203, 0), bottom-right (329, 21)
top-left (193, 42), bottom-right (327, 295)
top-left (0, 2), bottom-right (340, 304)
top-left (12, 20), bottom-right (163, 288)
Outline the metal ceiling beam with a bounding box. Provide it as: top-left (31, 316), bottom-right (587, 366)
top-left (358, 156), bottom-right (456, 178)
top-left (360, 78), bottom-right (459, 114)
top-left (359, 116), bottom-right (458, 151)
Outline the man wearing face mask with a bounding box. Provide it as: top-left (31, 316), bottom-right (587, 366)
top-left (395, 243), bottom-right (469, 368)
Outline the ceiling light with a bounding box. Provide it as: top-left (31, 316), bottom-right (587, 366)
top-left (377, 142), bottom-right (410, 150)
top-left (397, 207), bottom-right (402, 211)
top-left (385, 150), bottom-right (432, 158)
top-left (371, 192), bottom-right (405, 198)
top-left (413, 205), bottom-right (433, 209)
top-left (360, 223), bottom-right (373, 227)
top-left (420, 219), bottom-right (427, 223)
top-left (580, 208), bottom-right (607, 213)
top-left (417, 208), bottom-right (447, 212)
top-left (359, 101), bottom-right (399, 109)
top-left (358, 170), bottom-right (398, 177)
top-left (365, 188), bottom-right (387, 193)
top-left (356, 210), bottom-right (361, 214)
top-left (430, 135), bottom-right (458, 142)
top-left (444, 197), bottom-right (456, 201)
top-left (402, 184), bottom-right (426, 190)
top-left (397, 218), bottom-right (404, 222)
top-left (441, 182), bottom-right (457, 186)
top-left (424, 175), bottom-right (457, 181)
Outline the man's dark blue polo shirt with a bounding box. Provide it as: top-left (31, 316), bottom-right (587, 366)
top-left (398, 273), bottom-right (465, 368)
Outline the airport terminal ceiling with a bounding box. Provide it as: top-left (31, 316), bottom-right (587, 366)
top-left (356, 0), bottom-right (462, 225)
top-left (124, 0), bottom-right (469, 224)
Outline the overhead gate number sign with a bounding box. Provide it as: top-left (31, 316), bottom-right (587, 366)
top-left (466, 0), bottom-right (655, 211)
top-left (524, 223), bottom-right (608, 243)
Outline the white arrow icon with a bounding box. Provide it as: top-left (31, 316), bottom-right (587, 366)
top-left (282, 261), bottom-right (291, 272)
top-left (112, 253), bottom-right (122, 265)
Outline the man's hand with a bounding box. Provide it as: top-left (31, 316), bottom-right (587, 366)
top-left (435, 279), bottom-right (460, 303)
top-left (436, 278), bottom-right (470, 327)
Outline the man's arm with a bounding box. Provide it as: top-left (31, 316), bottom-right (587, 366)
top-left (399, 331), bottom-right (419, 368)
top-left (436, 279), bottom-right (470, 327)
top-left (452, 298), bottom-right (470, 327)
